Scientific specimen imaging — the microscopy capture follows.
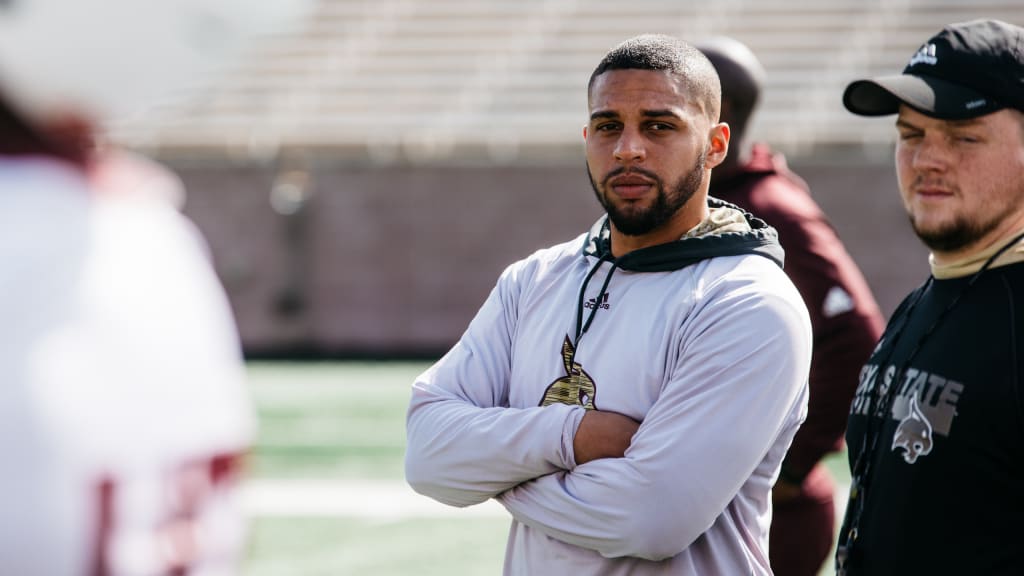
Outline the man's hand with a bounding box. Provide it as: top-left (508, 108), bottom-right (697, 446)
top-left (573, 410), bottom-right (641, 465)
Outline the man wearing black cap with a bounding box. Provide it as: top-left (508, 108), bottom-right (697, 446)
top-left (836, 19), bottom-right (1024, 576)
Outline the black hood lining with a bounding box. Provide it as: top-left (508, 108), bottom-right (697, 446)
top-left (582, 196), bottom-right (785, 272)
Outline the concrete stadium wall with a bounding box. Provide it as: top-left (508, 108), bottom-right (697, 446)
top-left (168, 156), bottom-right (928, 357)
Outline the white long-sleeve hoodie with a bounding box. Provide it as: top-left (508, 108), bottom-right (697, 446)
top-left (406, 199), bottom-right (812, 575)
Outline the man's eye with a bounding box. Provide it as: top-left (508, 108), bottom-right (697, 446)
top-left (595, 123), bottom-right (620, 132)
top-left (649, 123), bottom-right (673, 131)
top-left (897, 131), bottom-right (922, 141)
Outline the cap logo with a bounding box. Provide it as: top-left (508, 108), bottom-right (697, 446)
top-left (908, 43), bottom-right (938, 66)
top-left (965, 99), bottom-right (988, 110)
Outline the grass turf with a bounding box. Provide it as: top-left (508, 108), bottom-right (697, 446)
top-left (244, 361), bottom-right (849, 576)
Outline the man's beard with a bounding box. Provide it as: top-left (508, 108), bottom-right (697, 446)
top-left (588, 151), bottom-right (706, 237)
top-left (911, 210), bottom-right (1005, 253)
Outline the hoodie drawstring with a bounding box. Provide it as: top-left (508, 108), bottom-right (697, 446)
top-left (574, 254), bottom-right (618, 351)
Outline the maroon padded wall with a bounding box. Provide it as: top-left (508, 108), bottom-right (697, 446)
top-left (171, 157), bottom-right (926, 357)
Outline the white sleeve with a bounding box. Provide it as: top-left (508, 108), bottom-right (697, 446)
top-left (15, 196), bottom-right (254, 575)
top-left (405, 264), bottom-right (587, 508)
top-left (496, 279), bottom-right (812, 560)
top-left (83, 202), bottom-right (253, 461)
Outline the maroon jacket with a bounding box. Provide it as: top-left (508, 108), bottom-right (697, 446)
top-left (714, 144), bottom-right (885, 486)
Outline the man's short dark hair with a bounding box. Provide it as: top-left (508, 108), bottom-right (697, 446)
top-left (588, 34), bottom-right (721, 120)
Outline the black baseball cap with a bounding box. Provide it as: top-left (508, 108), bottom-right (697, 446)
top-left (843, 19), bottom-right (1024, 119)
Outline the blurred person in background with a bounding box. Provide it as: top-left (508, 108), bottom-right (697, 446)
top-left (836, 19), bottom-right (1024, 576)
top-left (0, 0), bottom-right (305, 573)
top-left (697, 37), bottom-right (885, 576)
top-left (406, 34), bottom-right (812, 575)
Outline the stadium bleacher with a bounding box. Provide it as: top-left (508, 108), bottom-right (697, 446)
top-left (110, 0), bottom-right (1023, 161)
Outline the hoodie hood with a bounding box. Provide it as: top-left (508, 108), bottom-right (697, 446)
top-left (582, 196), bottom-right (785, 272)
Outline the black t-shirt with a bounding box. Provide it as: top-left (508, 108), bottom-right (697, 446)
top-left (841, 261), bottom-right (1024, 575)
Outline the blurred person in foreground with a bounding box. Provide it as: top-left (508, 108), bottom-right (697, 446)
top-left (696, 37), bottom-right (885, 576)
top-left (405, 34), bottom-right (812, 575)
top-left (836, 19), bottom-right (1024, 576)
top-left (0, 0), bottom-right (305, 573)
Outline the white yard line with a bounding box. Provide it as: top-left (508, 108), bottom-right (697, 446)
top-left (243, 478), bottom-right (852, 524)
top-left (241, 478), bottom-right (508, 519)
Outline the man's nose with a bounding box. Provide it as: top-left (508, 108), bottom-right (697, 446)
top-left (912, 135), bottom-right (952, 172)
top-left (613, 129), bottom-right (646, 164)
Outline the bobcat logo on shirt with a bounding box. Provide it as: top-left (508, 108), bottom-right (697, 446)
top-left (891, 394), bottom-right (934, 464)
top-left (539, 336), bottom-right (597, 409)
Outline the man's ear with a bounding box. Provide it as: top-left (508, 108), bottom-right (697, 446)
top-left (705, 122), bottom-right (730, 169)
top-left (582, 125), bottom-right (588, 141)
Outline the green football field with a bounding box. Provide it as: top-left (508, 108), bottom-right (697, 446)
top-left (243, 361), bottom-right (848, 575)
